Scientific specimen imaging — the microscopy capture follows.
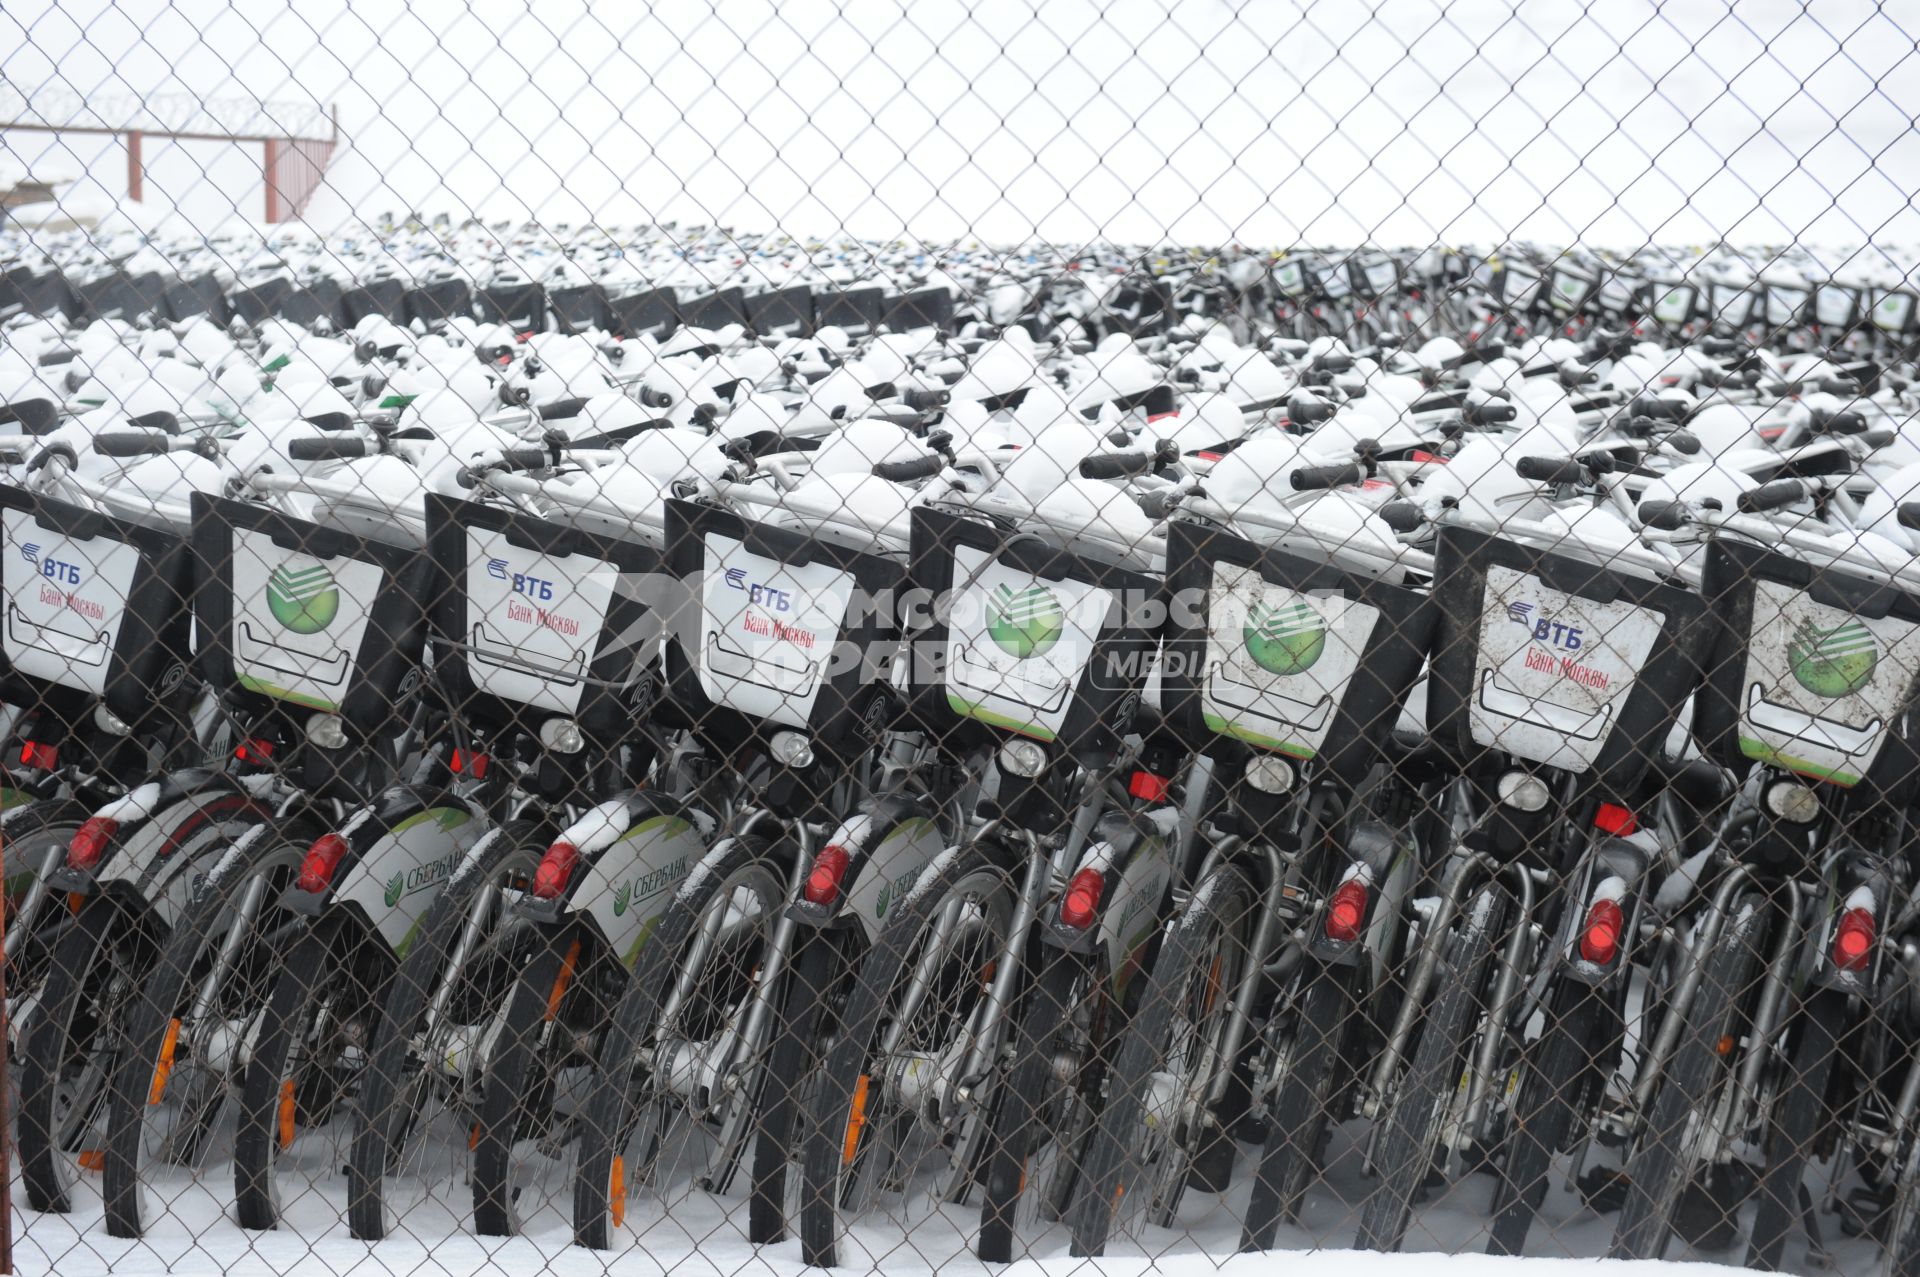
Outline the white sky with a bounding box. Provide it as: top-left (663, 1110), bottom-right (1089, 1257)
top-left (2, 0), bottom-right (1916, 250)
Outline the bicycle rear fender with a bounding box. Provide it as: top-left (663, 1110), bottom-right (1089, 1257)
top-left (285, 783), bottom-right (491, 958)
top-left (45, 766), bottom-right (280, 928)
top-left (789, 792), bottom-right (952, 942)
top-left (526, 788), bottom-right (718, 969)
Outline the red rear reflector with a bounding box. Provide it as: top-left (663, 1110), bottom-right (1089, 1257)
top-left (296, 833), bottom-right (351, 894)
top-left (67, 817), bottom-right (118, 871)
top-left (1196, 450), bottom-right (1225, 462)
top-left (235, 738), bottom-right (274, 763)
top-left (1580, 898), bottom-right (1625, 966)
top-left (532, 841), bottom-right (580, 900)
top-left (1834, 907), bottom-right (1875, 972)
top-left (1128, 771), bottom-right (1169, 802)
top-left (804, 845), bottom-right (852, 906)
top-left (1410, 450), bottom-right (1449, 464)
top-left (1060, 868), bottom-right (1104, 930)
top-left (451, 749), bottom-right (490, 779)
top-left (1594, 803), bottom-right (1638, 835)
top-left (1146, 411), bottom-right (1179, 424)
top-left (20, 741), bottom-right (56, 771)
top-left (1325, 878), bottom-right (1368, 943)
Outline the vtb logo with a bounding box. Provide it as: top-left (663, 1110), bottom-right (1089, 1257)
top-left (19, 543), bottom-right (82, 586)
top-left (1507, 601), bottom-right (1583, 650)
top-left (488, 558), bottom-right (555, 600)
top-left (724, 567), bottom-right (792, 612)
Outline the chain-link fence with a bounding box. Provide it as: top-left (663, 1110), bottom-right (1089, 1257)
top-left (3, 3), bottom-right (1920, 1277)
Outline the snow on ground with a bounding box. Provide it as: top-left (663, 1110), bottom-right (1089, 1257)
top-left (12, 1111), bottom-right (1880, 1277)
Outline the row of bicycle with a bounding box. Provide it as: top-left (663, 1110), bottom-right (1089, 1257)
top-left (1, 288), bottom-right (1919, 1277)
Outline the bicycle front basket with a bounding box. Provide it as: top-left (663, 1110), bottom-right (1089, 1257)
top-left (1426, 525), bottom-right (1710, 790)
top-left (193, 493), bottom-right (429, 734)
top-left (1696, 538), bottom-right (1920, 798)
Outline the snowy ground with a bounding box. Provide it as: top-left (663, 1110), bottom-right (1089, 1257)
top-left (13, 1110), bottom-right (1879, 1277)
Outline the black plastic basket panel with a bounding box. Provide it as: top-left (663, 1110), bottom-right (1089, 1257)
top-left (1162, 519), bottom-right (1433, 776)
top-left (193, 494), bottom-right (428, 731)
top-left (665, 498), bottom-right (900, 741)
top-left (1698, 539), bottom-right (1920, 795)
top-left (907, 506), bottom-right (1158, 752)
top-left (0, 486), bottom-right (192, 719)
top-left (1429, 526), bottom-right (1708, 787)
top-left (425, 494), bottom-right (664, 739)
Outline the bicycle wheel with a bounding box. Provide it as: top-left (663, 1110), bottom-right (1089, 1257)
top-left (471, 923), bottom-right (620, 1235)
top-left (1353, 883), bottom-right (1507, 1253)
top-left (748, 931), bottom-right (840, 1244)
top-left (1486, 982), bottom-right (1604, 1256)
top-left (1887, 1134), bottom-right (1920, 1277)
top-left (1240, 961), bottom-right (1364, 1251)
top-left (570, 834), bottom-right (788, 1248)
top-left (17, 900), bottom-right (144, 1214)
top-left (347, 822), bottom-right (543, 1241)
top-left (101, 820), bottom-right (306, 1238)
top-left (1609, 901), bottom-right (1763, 1260)
top-left (1071, 864), bottom-right (1255, 1256)
top-left (799, 843), bottom-right (1016, 1268)
top-left (234, 918), bottom-right (380, 1230)
top-left (1747, 987), bottom-right (1847, 1270)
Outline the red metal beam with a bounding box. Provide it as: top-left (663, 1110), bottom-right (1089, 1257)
top-left (126, 129), bottom-right (142, 203)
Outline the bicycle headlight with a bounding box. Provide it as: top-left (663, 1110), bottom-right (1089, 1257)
top-left (1764, 780), bottom-right (1820, 823)
top-left (304, 713), bottom-right (349, 750)
top-left (998, 738), bottom-right (1048, 779)
top-left (539, 717), bottom-right (586, 755)
top-left (1244, 754), bottom-right (1295, 794)
top-left (770, 731), bottom-right (815, 769)
top-left (1496, 771), bottom-right (1551, 812)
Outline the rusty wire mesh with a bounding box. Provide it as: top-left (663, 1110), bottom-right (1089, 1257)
top-left (2, 3), bottom-right (1920, 1277)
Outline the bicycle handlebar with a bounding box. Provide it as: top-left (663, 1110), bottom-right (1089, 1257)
top-left (1736, 478), bottom-right (1809, 513)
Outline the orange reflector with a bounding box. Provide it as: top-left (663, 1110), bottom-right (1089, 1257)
top-left (78, 1149), bottom-right (105, 1172)
top-left (278, 1079), bottom-right (297, 1149)
top-left (469, 1122), bottom-right (482, 1151)
top-left (68, 891), bottom-right (85, 915)
top-left (148, 1018), bottom-right (182, 1105)
top-left (545, 939), bottom-right (583, 1022)
top-left (1716, 1035), bottom-right (1735, 1056)
top-left (843, 1074), bottom-right (871, 1166)
top-left (611, 1156), bottom-right (626, 1229)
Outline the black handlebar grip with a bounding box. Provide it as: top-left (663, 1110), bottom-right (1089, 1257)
top-left (1287, 395), bottom-right (1335, 425)
top-left (1737, 479), bottom-right (1808, 513)
top-left (1638, 500), bottom-right (1687, 530)
top-left (637, 384), bottom-right (675, 410)
top-left (1289, 462), bottom-right (1363, 491)
top-left (1662, 429), bottom-right (1703, 455)
top-left (1862, 429), bottom-right (1896, 449)
top-left (499, 446), bottom-right (554, 471)
top-left (537, 396), bottom-right (591, 421)
top-left (92, 431), bottom-right (174, 457)
top-left (1899, 503), bottom-right (1920, 530)
top-left (901, 386), bottom-right (950, 411)
top-left (1812, 408), bottom-right (1866, 435)
top-left (1377, 500), bottom-right (1423, 532)
top-left (1464, 399), bottom-right (1517, 425)
top-left (1630, 395), bottom-right (1686, 421)
top-left (871, 454), bottom-right (945, 482)
top-left (1516, 456), bottom-right (1586, 484)
top-left (1079, 451), bottom-right (1153, 480)
top-left (288, 436), bottom-right (371, 461)
top-left (1816, 377), bottom-right (1862, 396)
